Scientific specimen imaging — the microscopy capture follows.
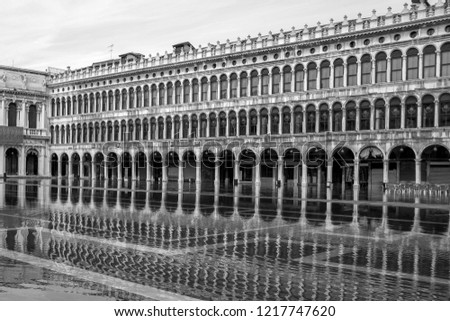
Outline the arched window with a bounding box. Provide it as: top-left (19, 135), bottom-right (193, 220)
top-left (219, 112), bottom-right (226, 136)
top-left (423, 45), bottom-right (436, 79)
top-left (67, 98), bottom-right (72, 115)
top-left (144, 85), bottom-right (149, 107)
top-left (250, 71), bottom-right (258, 96)
top-left (230, 73), bottom-right (238, 98)
top-left (89, 94), bottom-right (94, 112)
top-left (128, 89), bottom-right (134, 108)
top-left (209, 113), bottom-right (217, 137)
top-left (320, 61), bottom-right (330, 89)
top-left (175, 81), bottom-right (181, 104)
top-left (201, 77), bottom-right (208, 101)
top-left (406, 48), bottom-right (419, 80)
top-left (319, 104), bottom-right (329, 132)
top-left (151, 85), bottom-right (157, 106)
top-left (249, 109), bottom-right (258, 135)
top-left (51, 99), bottom-right (55, 117)
top-left (7, 103), bottom-right (16, 127)
top-left (28, 105), bottom-right (37, 129)
top-left (272, 68), bottom-right (280, 94)
top-left (282, 107), bottom-right (291, 134)
top-left (166, 82), bottom-right (173, 105)
top-left (191, 115), bottom-right (198, 138)
top-left (294, 64), bottom-right (305, 91)
top-left (62, 98), bottom-right (66, 115)
top-left (293, 106), bottom-right (303, 134)
top-left (166, 117), bottom-right (172, 139)
top-left (183, 80), bottom-right (190, 103)
top-left (405, 96), bottom-right (418, 128)
top-left (210, 76), bottom-right (218, 100)
top-left (422, 95), bottom-right (435, 128)
top-left (56, 99), bottom-right (60, 116)
top-left (347, 56), bottom-right (358, 86)
top-left (307, 63), bottom-right (317, 90)
top-left (283, 66), bottom-right (292, 93)
top-left (332, 103), bottom-right (342, 132)
top-left (240, 72), bottom-right (248, 97)
top-left (389, 98), bottom-right (402, 129)
top-left (306, 105), bottom-right (316, 133)
top-left (239, 110), bottom-right (247, 136)
top-left (174, 116), bottom-right (180, 139)
top-left (334, 59), bottom-right (344, 88)
top-left (143, 119), bottom-right (149, 140)
top-left (375, 52), bottom-right (387, 83)
top-left (192, 79), bottom-right (199, 102)
top-left (220, 75), bottom-right (227, 99)
top-left (361, 54), bottom-right (372, 85)
top-left (439, 93), bottom-right (450, 127)
top-left (121, 91), bottom-right (127, 109)
top-left (84, 95), bottom-right (89, 113)
top-left (261, 69), bottom-right (269, 95)
top-left (158, 117), bottom-right (164, 139)
top-left (441, 43), bottom-right (450, 77)
top-left (108, 91), bottom-right (113, 111)
top-left (260, 108), bottom-right (268, 135)
top-left (374, 99), bottom-right (385, 130)
top-left (229, 111), bottom-right (237, 136)
top-left (200, 114), bottom-right (207, 137)
top-left (391, 50), bottom-right (403, 82)
top-left (102, 92), bottom-right (107, 111)
top-left (158, 84), bottom-right (165, 105)
top-left (150, 118), bottom-right (156, 140)
top-left (271, 108), bottom-right (279, 134)
top-left (182, 115), bottom-right (189, 138)
top-left (346, 101), bottom-right (356, 131)
top-left (360, 100), bottom-right (371, 130)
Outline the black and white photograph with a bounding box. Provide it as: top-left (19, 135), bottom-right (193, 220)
top-left (0, 0), bottom-right (449, 317)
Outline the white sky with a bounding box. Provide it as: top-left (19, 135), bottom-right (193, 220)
top-left (2, 0), bottom-right (417, 71)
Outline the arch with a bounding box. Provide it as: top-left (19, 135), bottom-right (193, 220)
top-left (209, 112), bottom-right (217, 137)
top-left (294, 64), bottom-right (305, 91)
top-left (210, 76), bottom-right (218, 100)
top-left (389, 97), bottom-right (402, 129)
top-left (423, 45), bottom-right (437, 79)
top-left (50, 153), bottom-right (58, 177)
top-left (293, 105), bottom-right (303, 134)
top-left (239, 149), bottom-right (257, 182)
top-left (271, 107), bottom-right (280, 134)
top-left (406, 48), bottom-right (419, 80)
top-left (439, 93), bottom-right (450, 127)
top-left (441, 42), bottom-right (450, 77)
top-left (272, 67), bottom-right (280, 94)
top-left (71, 152), bottom-right (80, 178)
top-left (388, 145), bottom-right (417, 183)
top-left (375, 52), bottom-right (387, 83)
top-left (220, 74), bottom-right (228, 99)
top-left (332, 102), bottom-right (342, 132)
top-left (166, 82), bottom-right (173, 105)
top-left (7, 103), bottom-right (17, 127)
top-left (61, 153), bottom-right (69, 177)
top-left (359, 100), bottom-right (371, 130)
top-left (307, 62), bottom-right (317, 90)
top-left (5, 148), bottom-right (19, 175)
top-left (240, 71), bottom-right (248, 97)
top-left (420, 145), bottom-right (450, 184)
top-left (405, 96), bottom-right (418, 128)
top-left (283, 65), bottom-right (292, 93)
top-left (374, 98), bottom-right (386, 130)
top-left (320, 60), bottom-right (330, 89)
top-left (238, 110), bottom-right (247, 136)
top-left (230, 73), bottom-right (238, 98)
top-left (261, 68), bottom-right (269, 95)
top-left (250, 70), bottom-right (258, 96)
top-left (174, 81), bottom-right (181, 104)
top-left (333, 58), bottom-right (344, 88)
top-left (318, 103), bottom-right (329, 132)
top-left (260, 148), bottom-right (278, 184)
top-left (391, 49), bottom-right (403, 81)
top-left (282, 106), bottom-right (291, 134)
top-left (28, 104), bottom-right (37, 128)
top-left (347, 56), bottom-right (358, 86)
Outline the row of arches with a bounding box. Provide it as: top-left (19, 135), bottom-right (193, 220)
top-left (5, 103), bottom-right (38, 128)
top-left (50, 144), bottom-right (450, 191)
top-left (50, 43), bottom-right (450, 117)
top-left (50, 93), bottom-right (450, 144)
top-left (4, 148), bottom-right (39, 175)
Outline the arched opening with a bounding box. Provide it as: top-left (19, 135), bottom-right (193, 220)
top-left (165, 151), bottom-right (179, 181)
top-left (94, 152), bottom-right (105, 179)
top-left (283, 148), bottom-right (301, 187)
top-left (260, 108), bottom-right (268, 135)
top-left (389, 97), bottom-right (402, 129)
top-left (282, 107), bottom-right (291, 134)
top-left (360, 100), bottom-right (371, 130)
top-left (422, 94), bottom-right (435, 128)
top-left (306, 105), bottom-right (316, 133)
top-left (319, 104), bottom-right (329, 132)
top-left (359, 146), bottom-right (384, 196)
top-left (389, 146), bottom-right (416, 183)
top-left (219, 150), bottom-right (234, 187)
top-left (28, 105), bottom-right (37, 128)
top-left (239, 149), bottom-right (257, 182)
top-left (50, 153), bottom-right (58, 177)
top-left (71, 153), bottom-right (80, 178)
top-left (121, 152), bottom-right (132, 180)
top-left (332, 147), bottom-right (355, 196)
top-left (201, 150), bottom-right (216, 184)
top-left (8, 103), bottom-right (17, 127)
top-left (61, 153), bottom-right (69, 177)
top-left (305, 146), bottom-right (327, 198)
top-left (260, 148), bottom-right (278, 186)
top-left (293, 106), bottom-right (303, 133)
top-left (332, 102), bottom-right (342, 132)
top-left (228, 111), bottom-right (236, 136)
top-left (421, 145), bottom-right (450, 184)
top-left (439, 93), bottom-right (450, 127)
top-left (135, 152), bottom-right (147, 181)
top-left (182, 151), bottom-right (196, 182)
top-left (271, 107), bottom-right (280, 134)
top-left (106, 152), bottom-right (118, 180)
top-left (320, 60), bottom-right (330, 89)
top-left (405, 96), bottom-right (418, 128)
top-left (239, 110), bottom-right (247, 136)
top-left (374, 99), bottom-right (386, 130)
top-left (375, 52), bottom-right (387, 83)
top-left (26, 149), bottom-right (38, 175)
top-left (82, 153), bottom-right (92, 178)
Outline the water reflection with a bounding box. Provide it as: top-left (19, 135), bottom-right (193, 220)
top-left (0, 179), bottom-right (448, 300)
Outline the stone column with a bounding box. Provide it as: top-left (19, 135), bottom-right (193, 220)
top-left (214, 159), bottom-right (220, 186)
top-left (326, 159), bottom-right (333, 190)
top-left (131, 156), bottom-right (136, 181)
top-left (343, 63), bottom-right (348, 87)
top-left (147, 161), bottom-right (153, 182)
top-left (329, 65), bottom-right (334, 89)
top-left (355, 107), bottom-right (360, 131)
top-left (301, 160), bottom-right (308, 189)
top-left (24, 104), bottom-right (29, 128)
top-left (117, 161), bottom-right (122, 181)
top-left (418, 53), bottom-right (424, 79)
top-left (178, 161), bottom-right (184, 184)
top-left (357, 60), bottom-right (362, 86)
top-left (268, 73), bottom-right (272, 95)
top-left (58, 158), bottom-right (63, 179)
top-left (302, 112), bottom-right (307, 134)
top-left (402, 55), bottom-right (407, 81)
top-left (385, 104), bottom-right (390, 130)
top-left (0, 99), bottom-right (4, 125)
top-left (434, 99), bottom-right (439, 127)
top-left (417, 103), bottom-right (423, 128)
top-left (195, 160), bottom-right (201, 184)
top-left (386, 57), bottom-right (391, 83)
top-left (315, 110), bottom-right (319, 133)
top-left (353, 160), bottom-right (360, 190)
top-left (68, 160), bottom-right (73, 179)
top-left (383, 159), bottom-right (389, 185)
top-left (277, 157), bottom-right (284, 186)
top-left (255, 161), bottom-right (261, 186)
top-left (400, 101), bottom-right (406, 129)
top-left (342, 108), bottom-right (346, 132)
top-left (161, 160), bottom-right (168, 183)
top-left (233, 160), bottom-right (240, 184)
top-left (415, 159), bottom-right (421, 184)
top-left (370, 105), bottom-right (375, 130)
top-left (436, 50), bottom-right (441, 78)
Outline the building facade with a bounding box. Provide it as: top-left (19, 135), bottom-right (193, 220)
top-left (46, 0), bottom-right (450, 194)
top-left (0, 66), bottom-right (49, 177)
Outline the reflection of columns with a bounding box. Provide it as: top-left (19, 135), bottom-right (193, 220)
top-left (162, 160), bottom-right (168, 183)
top-left (301, 160), bottom-right (307, 188)
top-left (90, 161), bottom-right (94, 180)
top-left (147, 161), bottom-right (152, 181)
top-left (131, 157), bottom-right (137, 181)
top-left (178, 161), bottom-right (184, 184)
top-left (117, 161), bottom-right (122, 180)
top-left (58, 159), bottom-right (62, 178)
top-left (415, 159), bottom-right (421, 184)
top-left (353, 160), bottom-right (360, 190)
top-left (326, 160), bottom-right (333, 190)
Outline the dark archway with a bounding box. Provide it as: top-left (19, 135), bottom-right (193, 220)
top-left (26, 149), bottom-right (38, 175)
top-left (421, 145), bottom-right (450, 184)
top-left (389, 146), bottom-right (416, 183)
top-left (5, 148), bottom-right (19, 175)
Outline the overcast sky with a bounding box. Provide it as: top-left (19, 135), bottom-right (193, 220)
top-left (2, 0), bottom-right (413, 71)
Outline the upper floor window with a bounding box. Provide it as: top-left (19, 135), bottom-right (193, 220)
top-left (261, 69), bottom-right (269, 95)
top-left (334, 59), bottom-right (344, 88)
top-left (283, 66), bottom-right (292, 93)
top-left (406, 48), bottom-right (419, 80)
top-left (201, 77), bottom-right (208, 101)
top-left (391, 50), bottom-right (402, 82)
top-left (220, 75), bottom-right (228, 99)
top-left (423, 45), bottom-right (436, 79)
top-left (272, 67), bottom-right (280, 94)
top-left (175, 81), bottom-right (181, 104)
top-left (250, 71), bottom-right (258, 96)
top-left (361, 54), bottom-right (372, 85)
top-left (347, 56), bottom-right (357, 86)
top-left (294, 64), bottom-right (304, 91)
top-left (183, 80), bottom-right (190, 103)
top-left (307, 62), bottom-right (317, 90)
top-left (375, 52), bottom-right (387, 83)
top-left (210, 76), bottom-right (218, 100)
top-left (192, 79), bottom-right (199, 102)
top-left (240, 72), bottom-right (248, 97)
top-left (167, 82), bottom-right (173, 105)
top-left (441, 43), bottom-right (450, 77)
top-left (320, 60), bottom-right (330, 89)
top-left (230, 73), bottom-right (238, 98)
